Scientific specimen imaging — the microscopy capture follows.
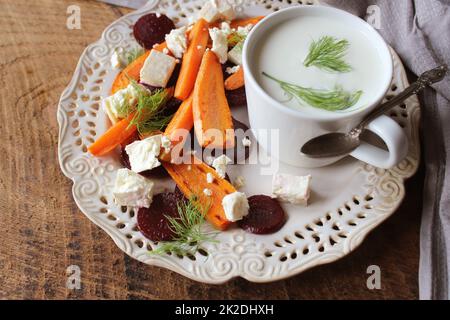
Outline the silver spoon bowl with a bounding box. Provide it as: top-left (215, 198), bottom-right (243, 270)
top-left (301, 65), bottom-right (448, 158)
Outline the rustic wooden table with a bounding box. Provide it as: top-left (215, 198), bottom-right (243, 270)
top-left (0, 0), bottom-right (423, 299)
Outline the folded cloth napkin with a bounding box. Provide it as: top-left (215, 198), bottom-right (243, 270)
top-left (321, 0), bottom-right (450, 300)
top-left (97, 0), bottom-right (150, 9)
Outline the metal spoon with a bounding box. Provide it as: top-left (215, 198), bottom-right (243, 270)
top-left (301, 65), bottom-right (448, 158)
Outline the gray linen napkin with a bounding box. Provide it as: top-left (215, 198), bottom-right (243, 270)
top-left (321, 0), bottom-right (450, 300)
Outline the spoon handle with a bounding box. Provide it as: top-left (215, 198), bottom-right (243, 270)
top-left (357, 65), bottom-right (447, 130)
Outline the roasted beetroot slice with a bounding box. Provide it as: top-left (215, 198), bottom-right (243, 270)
top-left (137, 192), bottom-right (185, 241)
top-left (226, 87), bottom-right (247, 107)
top-left (120, 146), bottom-right (169, 179)
top-left (238, 195), bottom-right (286, 234)
top-left (133, 13), bottom-right (175, 49)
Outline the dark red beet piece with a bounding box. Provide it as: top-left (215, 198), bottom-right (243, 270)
top-left (120, 146), bottom-right (168, 179)
top-left (238, 195), bottom-right (286, 234)
top-left (226, 87), bottom-right (247, 107)
top-left (133, 13), bottom-right (175, 49)
top-left (137, 192), bottom-right (185, 241)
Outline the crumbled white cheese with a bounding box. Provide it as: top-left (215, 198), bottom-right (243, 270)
top-left (165, 26), bottom-right (188, 58)
top-left (233, 176), bottom-right (245, 189)
top-left (111, 48), bottom-right (126, 69)
top-left (199, 0), bottom-right (236, 23)
top-left (156, 12), bottom-right (161, 18)
top-left (220, 21), bottom-right (232, 36)
top-left (125, 135), bottom-right (162, 173)
top-left (237, 24), bottom-right (253, 37)
top-left (161, 135), bottom-right (172, 153)
top-left (222, 192), bottom-right (249, 222)
top-left (102, 84), bottom-right (138, 124)
top-left (225, 65), bottom-right (240, 75)
top-left (272, 173), bottom-right (312, 206)
top-left (203, 188), bottom-right (213, 197)
top-left (113, 168), bottom-right (154, 208)
top-left (140, 50), bottom-right (177, 87)
top-left (242, 137), bottom-right (251, 147)
top-left (212, 155), bottom-right (232, 178)
top-left (206, 172), bottom-right (214, 184)
top-left (209, 27), bottom-right (228, 64)
top-left (197, 45), bottom-right (203, 50)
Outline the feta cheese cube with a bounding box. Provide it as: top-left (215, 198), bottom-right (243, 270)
top-left (222, 192), bottom-right (249, 222)
top-left (165, 26), bottom-right (188, 58)
top-left (233, 176), bottom-right (245, 189)
top-left (272, 173), bottom-right (312, 206)
top-left (125, 134), bottom-right (162, 173)
top-left (203, 188), bottom-right (213, 196)
top-left (212, 155), bottom-right (232, 178)
top-left (140, 50), bottom-right (177, 88)
top-left (209, 27), bottom-right (228, 64)
top-left (227, 41), bottom-right (243, 65)
top-left (113, 168), bottom-right (154, 208)
top-left (199, 0), bottom-right (221, 23)
top-left (102, 84), bottom-right (138, 124)
top-left (199, 0), bottom-right (236, 23)
top-left (215, 0), bottom-right (236, 21)
top-left (206, 172), bottom-right (214, 184)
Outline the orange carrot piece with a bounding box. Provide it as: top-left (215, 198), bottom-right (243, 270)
top-left (164, 93), bottom-right (194, 143)
top-left (224, 67), bottom-right (244, 91)
top-left (88, 113), bottom-right (137, 156)
top-left (163, 157), bottom-right (234, 230)
top-left (174, 19), bottom-right (209, 100)
top-left (230, 16), bottom-right (265, 29)
top-left (193, 50), bottom-right (234, 149)
top-left (110, 42), bottom-right (168, 94)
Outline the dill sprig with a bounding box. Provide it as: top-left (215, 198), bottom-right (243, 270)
top-left (303, 36), bottom-right (352, 73)
top-left (124, 47), bottom-right (145, 66)
top-left (150, 196), bottom-right (218, 256)
top-left (227, 32), bottom-right (246, 47)
top-left (263, 72), bottom-right (363, 111)
top-left (121, 80), bottom-right (174, 135)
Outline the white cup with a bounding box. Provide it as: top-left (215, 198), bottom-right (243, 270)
top-left (242, 6), bottom-right (408, 169)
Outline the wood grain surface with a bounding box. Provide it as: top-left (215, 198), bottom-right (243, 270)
top-left (0, 0), bottom-right (422, 299)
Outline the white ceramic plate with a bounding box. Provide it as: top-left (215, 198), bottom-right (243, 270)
top-left (57, 0), bottom-right (420, 283)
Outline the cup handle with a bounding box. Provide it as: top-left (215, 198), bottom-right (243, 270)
top-left (349, 115), bottom-right (408, 169)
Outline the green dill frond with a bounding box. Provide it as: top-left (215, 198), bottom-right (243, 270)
top-left (227, 32), bottom-right (246, 47)
top-left (124, 47), bottom-right (145, 66)
top-left (150, 196), bottom-right (218, 257)
top-left (263, 72), bottom-right (363, 111)
top-left (303, 36), bottom-right (352, 73)
top-left (126, 80), bottom-right (174, 135)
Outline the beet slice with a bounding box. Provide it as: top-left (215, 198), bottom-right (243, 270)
top-left (226, 87), bottom-right (247, 107)
top-left (238, 195), bottom-right (286, 234)
top-left (133, 13), bottom-right (175, 49)
top-left (120, 146), bottom-right (168, 179)
top-left (137, 192), bottom-right (185, 241)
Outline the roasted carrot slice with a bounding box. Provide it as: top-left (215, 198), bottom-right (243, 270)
top-left (193, 50), bottom-right (234, 149)
top-left (174, 19), bottom-right (209, 100)
top-left (88, 113), bottom-right (137, 156)
top-left (224, 67), bottom-right (244, 91)
top-left (110, 42), bottom-right (168, 94)
top-left (165, 93), bottom-right (194, 143)
top-left (230, 16), bottom-right (265, 29)
top-left (159, 94), bottom-right (194, 162)
top-left (163, 157), bottom-right (234, 230)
